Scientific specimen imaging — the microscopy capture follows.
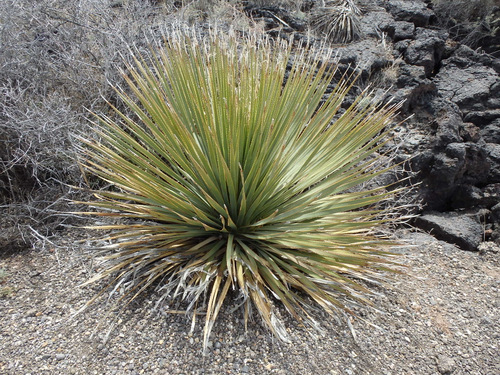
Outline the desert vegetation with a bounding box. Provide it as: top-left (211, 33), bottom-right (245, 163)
top-left (311, 0), bottom-right (362, 44)
top-left (431, 0), bottom-right (500, 55)
top-left (1, 0), bottom-right (498, 359)
top-left (0, 0), bottom-right (410, 346)
top-left (77, 26), bottom-right (407, 349)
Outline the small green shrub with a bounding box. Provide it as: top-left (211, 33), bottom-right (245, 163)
top-left (78, 27), bottom-right (405, 350)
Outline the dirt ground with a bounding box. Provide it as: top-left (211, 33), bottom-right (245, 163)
top-left (0, 229), bottom-right (498, 375)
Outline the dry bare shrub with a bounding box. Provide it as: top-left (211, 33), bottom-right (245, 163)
top-left (431, 0), bottom-right (499, 54)
top-left (0, 0), bottom-right (269, 251)
top-left (247, 0), bottom-right (305, 12)
top-left (0, 0), bottom-right (185, 249)
top-left (176, 0), bottom-right (261, 31)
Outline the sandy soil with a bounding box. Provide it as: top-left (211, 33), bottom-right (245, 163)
top-left (0, 229), bottom-right (498, 375)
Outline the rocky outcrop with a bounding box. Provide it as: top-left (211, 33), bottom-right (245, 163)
top-left (376, 0), bottom-right (500, 250)
top-left (434, 49), bottom-right (499, 113)
top-left (402, 28), bottom-right (446, 77)
top-left (244, 0), bottom-right (500, 250)
top-left (414, 211), bottom-right (485, 251)
top-left (384, 0), bottom-right (435, 27)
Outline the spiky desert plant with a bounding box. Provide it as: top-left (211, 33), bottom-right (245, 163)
top-left (78, 27), bottom-right (404, 350)
top-left (311, 0), bottom-right (362, 44)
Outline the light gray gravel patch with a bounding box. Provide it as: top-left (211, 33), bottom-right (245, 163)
top-left (0, 230), bottom-right (498, 374)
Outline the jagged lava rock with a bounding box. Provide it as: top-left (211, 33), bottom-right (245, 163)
top-left (403, 28), bottom-right (447, 77)
top-left (484, 143), bottom-right (500, 182)
top-left (415, 211), bottom-right (484, 251)
top-left (452, 183), bottom-right (500, 210)
top-left (384, 0), bottom-right (435, 27)
top-left (334, 38), bottom-right (392, 80)
top-left (480, 119), bottom-right (500, 144)
top-left (434, 50), bottom-right (500, 113)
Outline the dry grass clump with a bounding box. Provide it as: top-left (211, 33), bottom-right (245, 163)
top-left (310, 0), bottom-right (362, 44)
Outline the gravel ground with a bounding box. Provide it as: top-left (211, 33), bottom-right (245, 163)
top-left (0, 229), bottom-right (498, 375)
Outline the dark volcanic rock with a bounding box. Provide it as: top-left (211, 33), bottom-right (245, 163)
top-left (395, 82), bottom-right (437, 113)
top-left (334, 39), bottom-right (391, 79)
top-left (429, 143), bottom-right (466, 186)
top-left (393, 21), bottom-right (415, 41)
top-left (451, 184), bottom-right (500, 210)
top-left (384, 0), bottom-right (434, 27)
top-left (392, 62), bottom-right (437, 112)
top-left (491, 203), bottom-right (500, 244)
top-left (459, 122), bottom-right (481, 143)
top-left (396, 62), bottom-right (427, 87)
top-left (485, 143), bottom-right (500, 182)
top-left (359, 7), bottom-right (396, 38)
top-left (451, 185), bottom-right (485, 209)
top-left (464, 110), bottom-right (500, 127)
top-left (414, 211), bottom-right (484, 251)
top-left (403, 28), bottom-right (446, 77)
top-left (434, 63), bottom-right (498, 113)
top-left (394, 39), bottom-right (411, 54)
top-left (480, 120), bottom-right (500, 144)
top-left (424, 142), bottom-right (490, 210)
top-left (433, 107), bottom-right (462, 144)
top-left (460, 143), bottom-right (491, 185)
top-left (492, 203), bottom-right (500, 225)
top-left (301, 0), bottom-right (500, 251)
top-left (446, 43), bottom-right (500, 74)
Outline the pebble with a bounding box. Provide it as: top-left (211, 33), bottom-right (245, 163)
top-left (436, 355), bottom-right (456, 375)
top-left (480, 317), bottom-right (493, 325)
